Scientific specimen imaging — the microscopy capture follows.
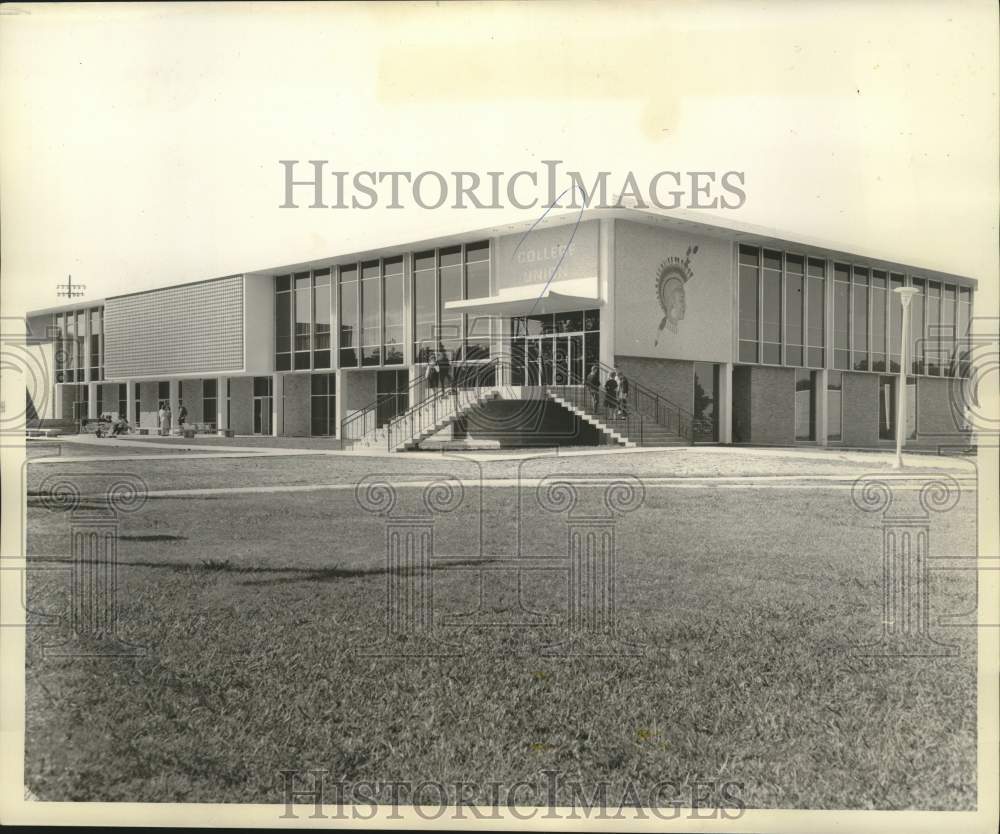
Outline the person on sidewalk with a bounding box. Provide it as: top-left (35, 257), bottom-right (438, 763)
top-left (177, 400), bottom-right (188, 431)
top-left (157, 402), bottom-right (166, 436)
top-left (162, 404), bottom-right (172, 436)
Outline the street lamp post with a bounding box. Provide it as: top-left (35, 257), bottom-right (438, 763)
top-left (894, 286), bottom-right (920, 469)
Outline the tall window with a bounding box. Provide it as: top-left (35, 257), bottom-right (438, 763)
top-left (870, 270), bottom-right (887, 372)
top-left (910, 278), bottom-right (925, 374)
top-left (339, 264), bottom-right (359, 367)
top-left (313, 269), bottom-right (331, 369)
top-left (465, 241), bottom-right (491, 359)
top-left (693, 362), bottom-right (719, 442)
top-left (294, 272), bottom-right (311, 370)
top-left (75, 311), bottom-right (85, 380)
top-left (761, 250), bottom-right (782, 364)
top-left (275, 275), bottom-right (292, 371)
top-left (852, 266), bottom-right (869, 371)
top-left (158, 381), bottom-right (169, 403)
top-left (413, 241), bottom-right (492, 364)
top-left (785, 254), bottom-right (804, 366)
top-left (360, 260), bottom-right (381, 366)
top-left (738, 245), bottom-right (759, 363)
top-left (827, 371), bottom-right (842, 442)
top-left (118, 384), bottom-right (127, 420)
top-left (806, 258), bottom-right (825, 367)
top-left (941, 284), bottom-right (956, 377)
top-left (383, 257), bottom-right (405, 365)
top-left (957, 287), bottom-right (972, 377)
top-left (438, 246), bottom-right (463, 360)
top-left (90, 308), bottom-right (101, 380)
top-left (833, 264), bottom-right (850, 370)
top-left (203, 379), bottom-right (217, 426)
top-left (96, 385), bottom-right (104, 417)
top-left (310, 373), bottom-right (337, 436)
top-left (134, 382), bottom-right (141, 427)
top-left (888, 273), bottom-right (904, 372)
top-left (925, 281), bottom-right (941, 375)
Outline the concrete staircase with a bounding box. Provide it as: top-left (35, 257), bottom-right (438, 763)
top-left (392, 388), bottom-right (502, 451)
top-left (545, 389), bottom-right (689, 447)
top-left (545, 391), bottom-right (635, 448)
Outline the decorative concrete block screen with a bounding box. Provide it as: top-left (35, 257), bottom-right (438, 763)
top-left (104, 276), bottom-right (244, 377)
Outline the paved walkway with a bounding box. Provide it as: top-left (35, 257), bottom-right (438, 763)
top-left (30, 433), bottom-right (976, 470)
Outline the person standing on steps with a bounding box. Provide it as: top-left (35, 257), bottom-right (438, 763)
top-left (604, 371), bottom-right (619, 419)
top-left (436, 342), bottom-right (453, 393)
top-left (586, 364), bottom-right (601, 414)
top-left (425, 358), bottom-right (438, 398)
top-left (617, 371), bottom-right (630, 418)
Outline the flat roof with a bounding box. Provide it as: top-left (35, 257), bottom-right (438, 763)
top-left (27, 206), bottom-right (977, 318)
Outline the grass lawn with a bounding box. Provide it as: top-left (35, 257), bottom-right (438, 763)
top-left (23, 448), bottom-right (978, 809)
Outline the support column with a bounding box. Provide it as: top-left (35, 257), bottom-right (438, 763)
top-left (168, 379), bottom-right (180, 435)
top-left (272, 373), bottom-right (284, 437)
top-left (816, 368), bottom-right (828, 446)
top-left (54, 384), bottom-right (65, 422)
top-left (719, 362), bottom-right (734, 444)
top-left (335, 370), bottom-right (346, 442)
top-left (598, 218), bottom-right (616, 368)
top-left (216, 376), bottom-right (229, 432)
top-left (125, 380), bottom-right (136, 425)
top-left (86, 382), bottom-right (98, 419)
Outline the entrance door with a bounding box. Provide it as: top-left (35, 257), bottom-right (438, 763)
top-left (252, 376), bottom-right (272, 435)
top-left (253, 398), bottom-right (271, 435)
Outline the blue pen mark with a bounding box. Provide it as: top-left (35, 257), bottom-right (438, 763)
top-left (510, 185), bottom-right (588, 317)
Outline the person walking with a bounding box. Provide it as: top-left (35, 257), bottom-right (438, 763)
top-left (157, 401), bottom-right (167, 436)
top-left (617, 371), bottom-right (630, 417)
top-left (177, 400), bottom-right (188, 431)
top-left (604, 371), bottom-right (619, 419)
top-left (586, 365), bottom-right (601, 414)
top-left (162, 403), bottom-right (172, 436)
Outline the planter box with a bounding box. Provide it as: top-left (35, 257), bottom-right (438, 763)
top-left (218, 429), bottom-right (235, 438)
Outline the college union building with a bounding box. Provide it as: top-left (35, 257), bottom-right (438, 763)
top-left (25, 207), bottom-right (977, 452)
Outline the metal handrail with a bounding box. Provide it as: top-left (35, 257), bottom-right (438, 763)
top-left (583, 361), bottom-right (694, 444)
top-left (544, 381), bottom-right (645, 446)
top-left (340, 358), bottom-right (497, 446)
top-left (384, 358), bottom-right (501, 450)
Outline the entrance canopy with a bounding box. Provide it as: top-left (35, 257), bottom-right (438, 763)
top-left (444, 276), bottom-right (601, 317)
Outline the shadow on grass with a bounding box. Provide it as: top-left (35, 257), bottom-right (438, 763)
top-left (30, 554), bottom-right (507, 585)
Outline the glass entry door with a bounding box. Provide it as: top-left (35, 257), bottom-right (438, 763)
top-left (253, 398), bottom-right (271, 435)
top-left (509, 310), bottom-right (600, 386)
top-left (252, 376), bottom-right (272, 435)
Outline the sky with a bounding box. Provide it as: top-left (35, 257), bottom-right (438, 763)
top-left (1, 1), bottom-right (997, 319)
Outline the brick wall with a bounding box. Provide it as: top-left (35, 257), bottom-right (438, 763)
top-left (613, 356), bottom-right (694, 413)
top-left (916, 376), bottom-right (971, 446)
top-left (748, 366), bottom-right (795, 445)
top-left (229, 376), bottom-right (253, 435)
top-left (178, 379), bottom-right (204, 425)
top-left (842, 372), bottom-right (879, 447)
top-left (282, 374), bottom-right (311, 436)
top-left (138, 381), bottom-right (162, 429)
